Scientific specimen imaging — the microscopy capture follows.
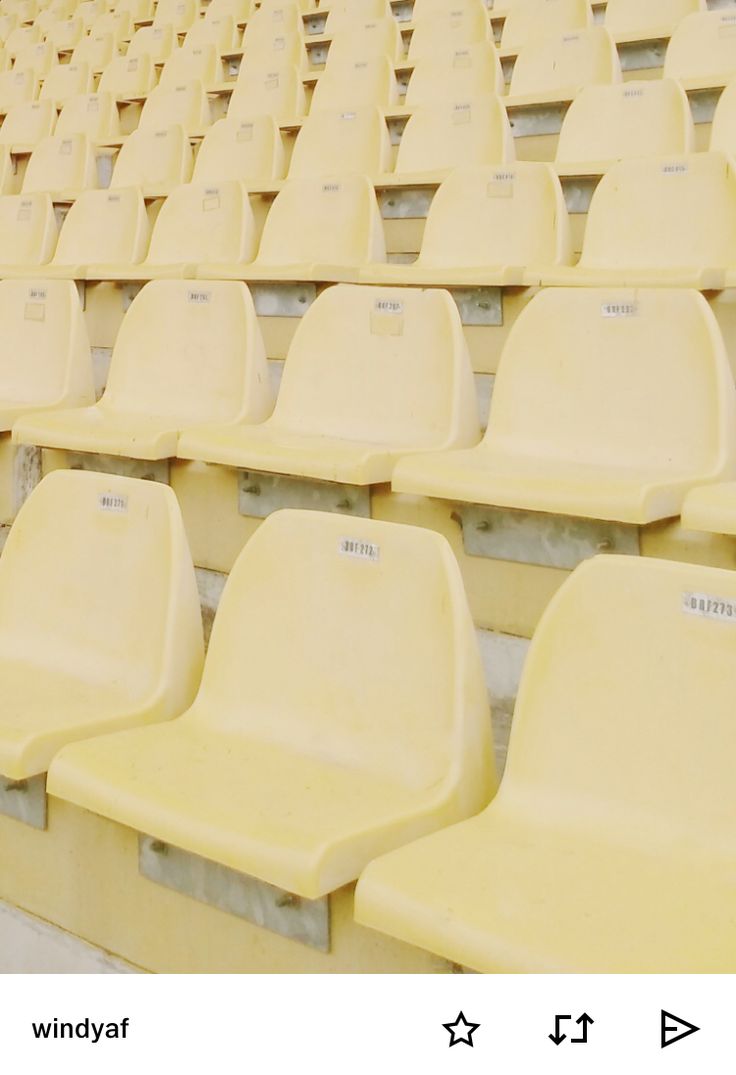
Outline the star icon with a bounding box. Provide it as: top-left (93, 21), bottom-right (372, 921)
top-left (443, 1011), bottom-right (481, 1047)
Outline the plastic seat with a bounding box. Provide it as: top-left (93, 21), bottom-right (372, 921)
top-left (507, 27), bottom-right (620, 105)
top-left (46, 186), bottom-right (150, 277)
top-left (13, 280), bottom-right (273, 459)
top-left (405, 42), bottom-right (504, 107)
top-left (109, 125), bottom-right (193, 196)
top-left (366, 162), bottom-right (570, 285)
top-left (127, 24), bottom-right (176, 64)
top-left (39, 60), bottom-right (93, 106)
top-left (44, 15), bottom-right (84, 52)
top-left (545, 151), bottom-right (736, 288)
top-left (206, 175), bottom-right (386, 280)
top-left (138, 79), bottom-right (212, 133)
top-left (0, 192), bottom-right (57, 270)
top-left (323, 0), bottom-right (391, 31)
top-left (0, 470), bottom-right (203, 782)
top-left (500, 0), bottom-right (592, 51)
top-left (710, 79), bottom-right (736, 155)
top-left (114, 0), bottom-right (154, 21)
top-left (22, 133), bottom-right (98, 196)
top-left (70, 30), bottom-right (118, 74)
top-left (309, 54), bottom-right (399, 111)
top-left (556, 79), bottom-right (694, 175)
top-left (47, 507), bottom-right (494, 900)
top-left (12, 39), bottom-right (55, 77)
top-left (393, 97), bottom-right (514, 183)
top-left (98, 53), bottom-right (157, 99)
top-left (680, 481), bottom-right (736, 535)
top-left (228, 62), bottom-right (306, 122)
top-left (408, 8), bottom-right (491, 63)
top-left (0, 68), bottom-right (37, 113)
top-left (241, 1), bottom-right (303, 43)
top-left (192, 115), bottom-right (286, 184)
top-left (185, 13), bottom-right (239, 51)
top-left (153, 0), bottom-right (200, 32)
top-left (605, 0), bottom-right (704, 41)
top-left (327, 18), bottom-right (404, 65)
top-left (180, 282), bottom-right (480, 482)
top-left (239, 31), bottom-right (308, 75)
top-left (665, 11), bottom-right (736, 91)
top-left (5, 24), bottom-right (40, 59)
top-left (160, 41), bottom-right (223, 87)
top-left (55, 91), bottom-right (121, 141)
top-left (391, 287), bottom-right (736, 524)
top-left (288, 107), bottom-right (390, 180)
top-left (87, 10), bottom-right (132, 45)
top-left (0, 97), bottom-right (55, 146)
top-left (357, 552), bottom-right (736, 972)
top-left (76, 0), bottom-right (108, 27)
top-left (204, 0), bottom-right (251, 23)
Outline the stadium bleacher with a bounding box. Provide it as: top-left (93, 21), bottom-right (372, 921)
top-left (0, 0), bottom-right (736, 976)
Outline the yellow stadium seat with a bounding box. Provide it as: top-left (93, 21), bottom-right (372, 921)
top-left (681, 481), bottom-right (736, 535)
top-left (323, 0), bottom-right (391, 31)
top-left (228, 62), bottom-right (306, 122)
top-left (0, 69), bottom-right (38, 113)
top-left (392, 97), bottom-right (514, 182)
top-left (556, 80), bottom-right (694, 175)
top-left (22, 133), bottom-right (98, 197)
top-left (0, 97), bottom-right (55, 146)
top-left (364, 162), bottom-right (570, 285)
top-left (192, 115), bottom-right (286, 184)
top-left (153, 0), bottom-right (200, 32)
top-left (43, 15), bottom-right (84, 52)
top-left (12, 39), bottom-right (55, 77)
top-left (665, 11), bottom-right (736, 92)
top-left (710, 80), bottom-right (736, 155)
top-left (238, 31), bottom-right (308, 75)
top-left (98, 53), bottom-right (157, 99)
top-left (309, 55), bottom-right (399, 111)
top-left (507, 27), bottom-right (620, 105)
top-left (38, 60), bottom-right (93, 106)
top-left (55, 91), bottom-right (121, 142)
top-left (185, 13), bottom-right (238, 51)
top-left (408, 8), bottom-right (491, 63)
top-left (114, 0), bottom-right (154, 21)
top-left (327, 18), bottom-right (404, 65)
top-left (88, 10), bottom-right (133, 45)
top-left (109, 124), bottom-right (193, 196)
top-left (0, 279), bottom-right (93, 429)
top-left (179, 280), bottom-right (480, 481)
top-left (47, 508), bottom-right (494, 900)
top-left (391, 287), bottom-right (736, 522)
top-left (204, 0), bottom-right (251, 22)
top-left (70, 30), bottom-right (118, 74)
top-left (605, 0), bottom-right (704, 41)
top-left (404, 42), bottom-right (504, 107)
top-left (46, 187), bottom-right (149, 277)
top-left (501, 0), bottom-right (592, 51)
top-left (138, 79), bottom-right (212, 133)
top-left (0, 469), bottom-right (203, 783)
top-left (77, 0), bottom-right (108, 28)
top-left (10, 0), bottom-right (38, 24)
top-left (0, 193), bottom-right (56, 270)
top-left (543, 151), bottom-right (736, 288)
top-left (288, 107), bottom-right (390, 179)
top-left (127, 24), bottom-right (176, 64)
top-left (13, 280), bottom-right (273, 459)
top-left (202, 175), bottom-right (385, 281)
top-left (5, 24), bottom-right (40, 59)
top-left (242, 1), bottom-right (302, 41)
top-left (159, 44), bottom-right (223, 88)
top-left (357, 552), bottom-right (736, 972)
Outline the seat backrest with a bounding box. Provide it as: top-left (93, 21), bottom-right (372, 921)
top-left (5, 23), bottom-right (40, 58)
top-left (88, 9), bottom-right (131, 43)
top-left (145, 179), bottom-right (256, 266)
top-left (52, 186), bottom-right (150, 267)
top-left (324, 0), bottom-right (391, 31)
top-left (159, 41), bottom-right (222, 87)
top-left (605, 0), bottom-right (704, 37)
top-left (310, 54), bottom-right (399, 111)
top-left (408, 8), bottom-right (491, 62)
top-left (327, 17), bottom-right (403, 64)
top-left (0, 470), bottom-right (203, 716)
top-left (0, 97), bottom-right (55, 145)
top-left (194, 508), bottom-right (491, 796)
top-left (417, 162), bottom-right (571, 268)
top-left (153, 0), bottom-right (200, 30)
top-left (0, 68), bottom-right (38, 112)
top-left (71, 30), bottom-right (117, 72)
top-left (138, 79), bottom-right (211, 132)
top-left (205, 0), bottom-right (251, 22)
top-left (192, 114), bottom-right (286, 183)
top-left (288, 106), bottom-right (391, 178)
top-left (0, 14), bottom-right (19, 45)
top-left (501, 0), bottom-right (591, 51)
top-left (44, 14), bottom-right (83, 51)
top-left (185, 13), bottom-right (238, 51)
top-left (509, 26), bottom-right (620, 96)
top-left (39, 61), bottom-right (93, 105)
top-left (710, 79), bottom-right (736, 154)
top-left (55, 91), bottom-right (121, 141)
top-left (77, 0), bottom-right (107, 27)
top-left (101, 279), bottom-right (273, 425)
top-left (22, 132), bottom-right (98, 194)
top-left (13, 39), bottom-right (54, 77)
top-left (114, 0), bottom-right (155, 21)
top-left (228, 62), bottom-right (306, 121)
top-left (579, 151), bottom-right (736, 270)
top-left (556, 79), bottom-right (693, 164)
top-left (484, 287), bottom-right (735, 479)
top-left (127, 23), bottom-right (176, 62)
top-left (665, 11), bottom-right (736, 83)
top-left (255, 175), bottom-right (386, 267)
top-left (98, 52), bottom-right (157, 98)
top-left (0, 192), bottom-right (56, 265)
top-left (405, 41), bottom-right (504, 106)
top-left (270, 283), bottom-right (479, 448)
top-left (395, 96), bottom-right (514, 174)
top-left (0, 277), bottom-right (93, 406)
top-left (240, 29), bottom-right (307, 73)
top-left (501, 553), bottom-right (736, 849)
top-left (242, 1), bottom-right (302, 41)
top-left (110, 124), bottom-right (193, 191)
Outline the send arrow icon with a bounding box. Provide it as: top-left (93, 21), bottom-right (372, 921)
top-left (661, 1010), bottom-right (700, 1049)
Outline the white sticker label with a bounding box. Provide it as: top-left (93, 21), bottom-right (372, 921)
top-left (127, 57), bottom-right (139, 70)
top-left (28, 287), bottom-right (46, 300)
top-left (601, 301), bottom-right (637, 318)
top-left (87, 96), bottom-right (99, 111)
top-left (340, 110), bottom-right (356, 121)
top-left (60, 139), bottom-right (73, 155)
top-left (339, 537), bottom-right (380, 563)
top-left (16, 200), bottom-right (31, 221)
top-left (322, 182), bottom-right (340, 193)
top-left (107, 192), bottom-right (121, 202)
top-left (98, 492), bottom-right (128, 514)
top-left (236, 122), bottom-right (254, 141)
top-left (623, 87), bottom-right (644, 98)
top-left (273, 35), bottom-right (285, 49)
top-left (682, 591), bottom-right (736, 623)
top-left (187, 288), bottom-right (211, 303)
top-left (453, 102), bottom-right (471, 124)
top-left (662, 162), bottom-right (688, 175)
top-left (155, 129), bottom-right (168, 138)
top-left (374, 299), bottom-right (403, 315)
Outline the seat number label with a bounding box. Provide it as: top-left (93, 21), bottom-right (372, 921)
top-left (339, 538), bottom-right (380, 563)
top-left (682, 591), bottom-right (736, 623)
top-left (98, 492), bottom-right (128, 514)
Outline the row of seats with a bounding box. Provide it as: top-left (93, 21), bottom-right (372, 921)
top-left (0, 467), bottom-right (733, 971)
